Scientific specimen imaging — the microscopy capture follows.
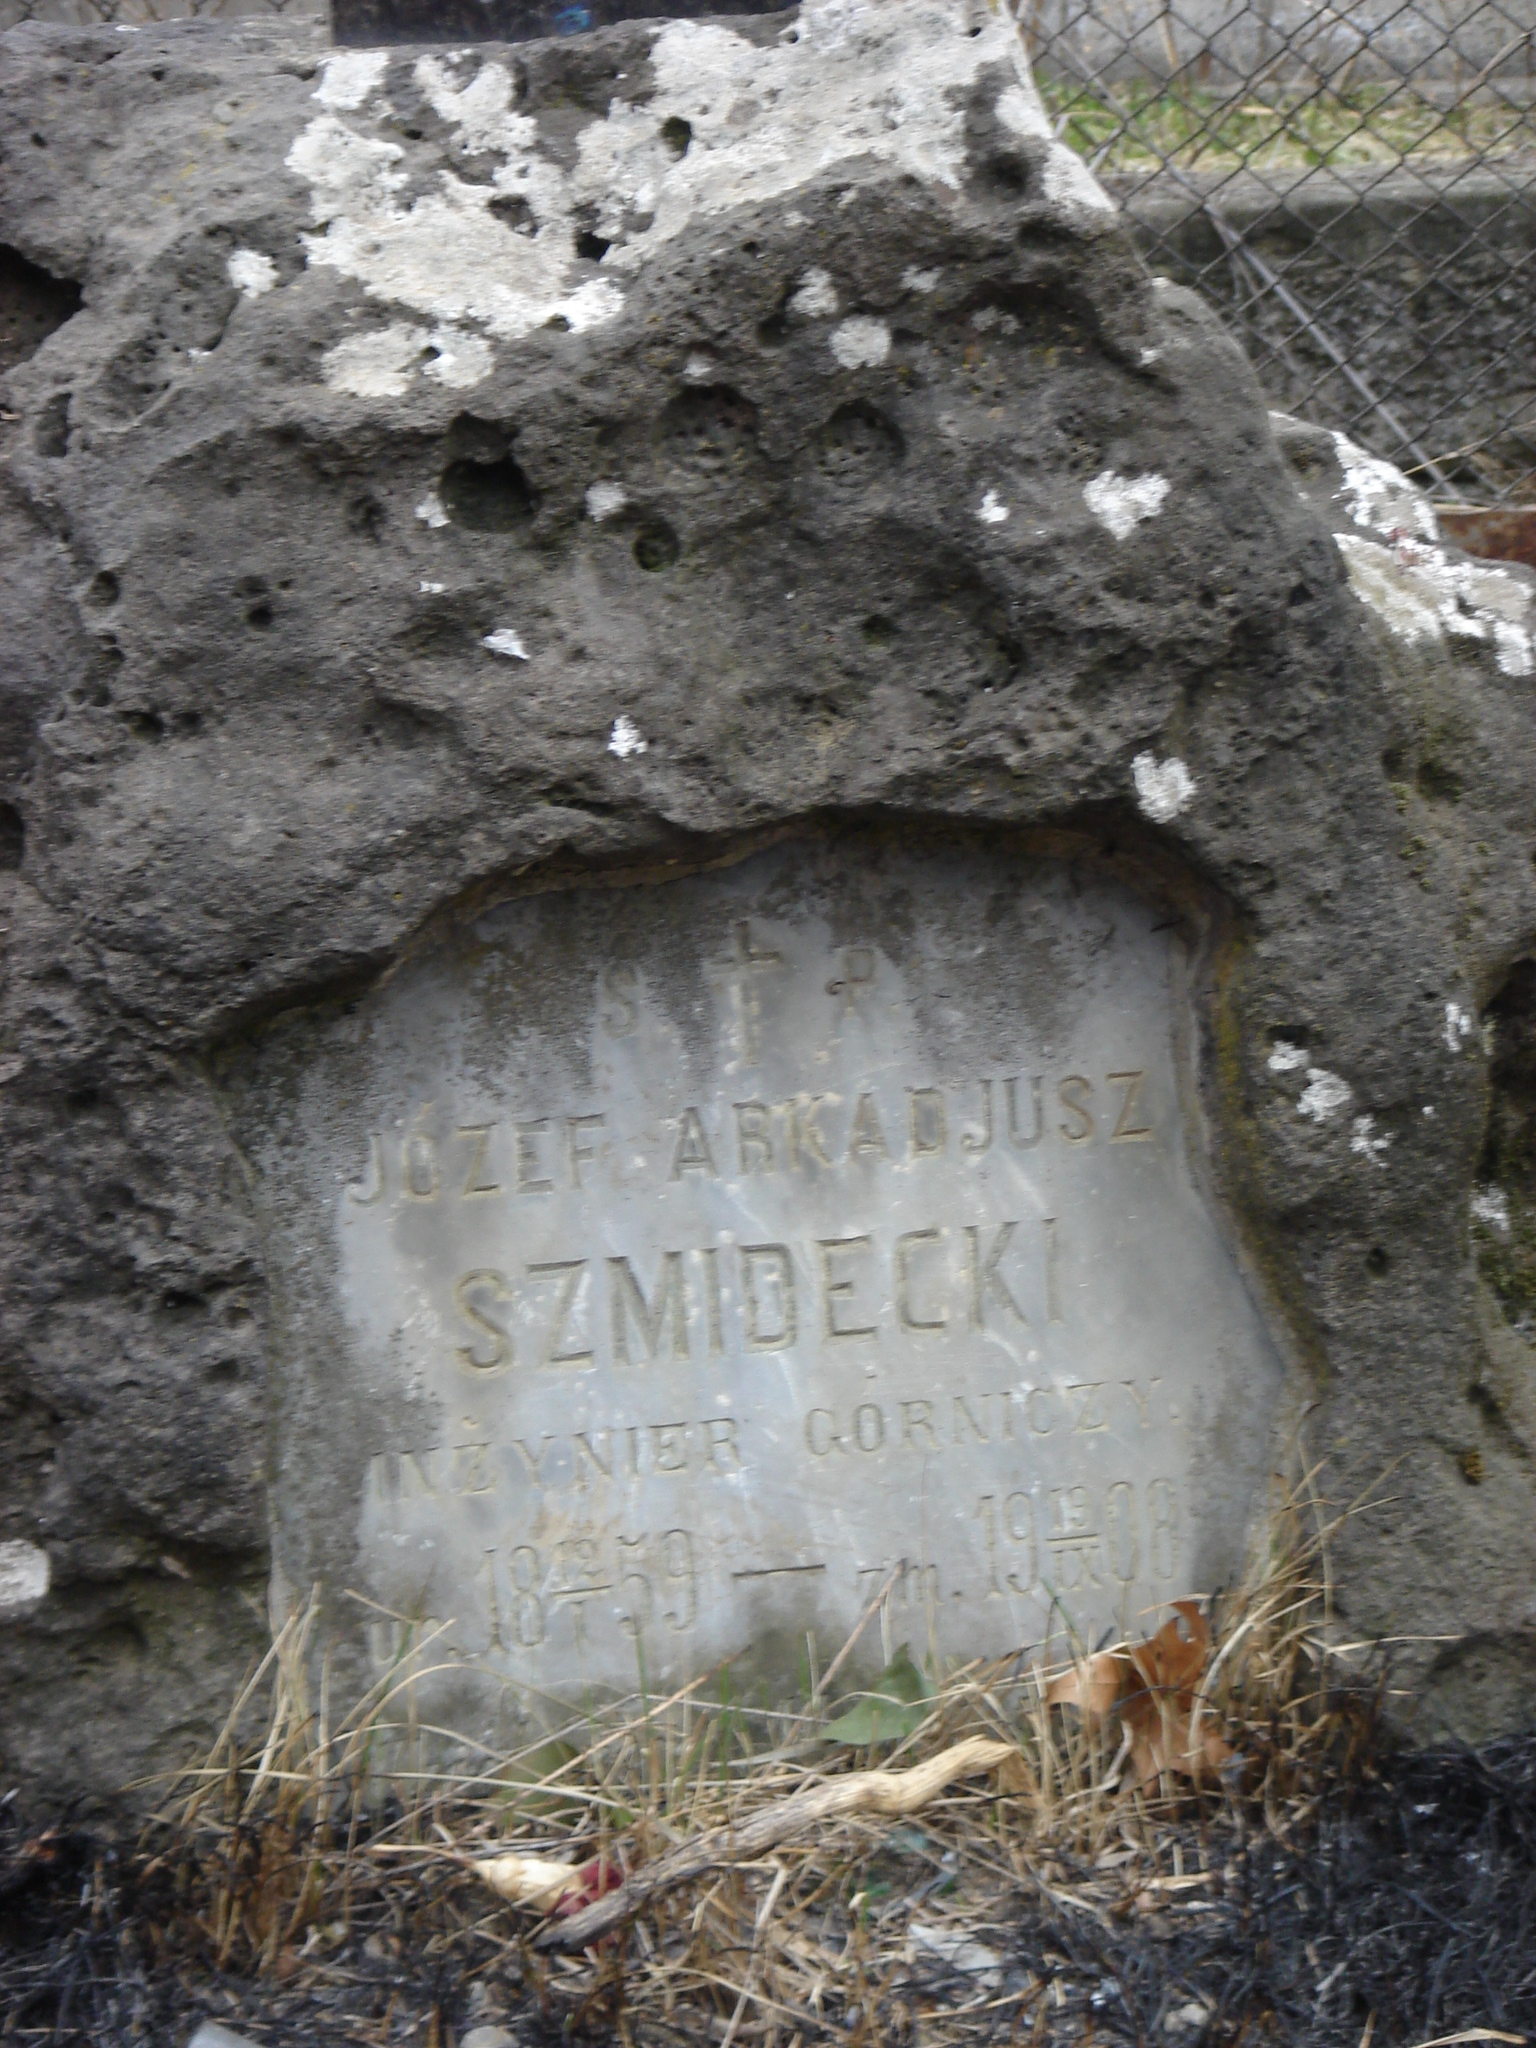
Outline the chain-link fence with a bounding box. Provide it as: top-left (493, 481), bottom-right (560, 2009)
top-left (3, 0), bottom-right (1532, 501)
top-left (1023, 0), bottom-right (1536, 502)
top-left (0, 0), bottom-right (318, 26)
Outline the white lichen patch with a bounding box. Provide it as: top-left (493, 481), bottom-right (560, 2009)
top-left (419, 580), bottom-right (445, 593)
top-left (1444, 1001), bottom-right (1476, 1053)
top-left (1131, 751), bottom-right (1194, 823)
top-left (285, 1), bottom-right (1059, 379)
top-left (1041, 142), bottom-right (1116, 215)
top-left (483, 628), bottom-right (529, 660)
top-left (902, 266), bottom-right (941, 294)
top-left (789, 267), bottom-right (839, 319)
top-left (320, 322), bottom-right (492, 397)
top-left (1472, 1186), bottom-right (1511, 1233)
top-left (0, 1540), bottom-right (49, 1618)
top-left (1351, 1114), bottom-right (1391, 1168)
top-left (830, 317), bottom-right (891, 369)
top-left (1331, 431), bottom-right (1439, 542)
top-left (1085, 469), bottom-right (1171, 541)
top-left (1297, 1068), bottom-right (1353, 1122)
top-left (977, 489), bottom-right (1009, 525)
top-left (608, 714), bottom-right (648, 759)
top-left (227, 248), bottom-right (278, 299)
top-left (314, 48), bottom-right (389, 113)
top-left (585, 480), bottom-right (628, 522)
top-left (1334, 531), bottom-right (1534, 675)
top-left (1267, 1040), bottom-right (1309, 1074)
top-left (415, 490), bottom-right (449, 528)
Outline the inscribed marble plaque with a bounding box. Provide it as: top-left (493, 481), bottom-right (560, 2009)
top-left (222, 839), bottom-right (1284, 1727)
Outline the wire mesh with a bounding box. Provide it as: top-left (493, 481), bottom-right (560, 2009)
top-left (2, 0), bottom-right (1531, 500)
top-left (0, 0), bottom-right (318, 27)
top-left (1022, 0), bottom-right (1536, 501)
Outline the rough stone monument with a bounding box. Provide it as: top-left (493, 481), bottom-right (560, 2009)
top-left (1, 0), bottom-right (1534, 1796)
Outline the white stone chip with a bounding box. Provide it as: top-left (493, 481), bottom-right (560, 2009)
top-left (1472, 1187), bottom-right (1511, 1232)
top-left (902, 266), bottom-right (941, 294)
top-left (189, 2024), bottom-right (264, 2048)
top-left (608, 715), bottom-right (648, 758)
top-left (483, 629), bottom-right (529, 660)
top-left (415, 491), bottom-right (449, 528)
top-left (1444, 1001), bottom-right (1475, 1052)
top-left (585, 481), bottom-right (628, 522)
top-left (1131, 751), bottom-right (1195, 823)
top-left (1351, 1114), bottom-right (1391, 1167)
top-left (1085, 469), bottom-right (1171, 540)
top-left (227, 248), bottom-right (278, 299)
top-left (977, 489), bottom-right (1009, 525)
top-left (0, 1541), bottom-right (50, 1618)
top-left (829, 317), bottom-right (890, 370)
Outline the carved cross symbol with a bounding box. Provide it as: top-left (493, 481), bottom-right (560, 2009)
top-left (717, 918), bottom-right (783, 1065)
top-left (826, 945), bottom-right (876, 1021)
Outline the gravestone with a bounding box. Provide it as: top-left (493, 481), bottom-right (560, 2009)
top-left (3, 0), bottom-right (1536, 1796)
top-left (222, 839), bottom-right (1281, 1718)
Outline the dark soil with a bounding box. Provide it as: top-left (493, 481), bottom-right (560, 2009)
top-left (4, 1734), bottom-right (1535, 2047)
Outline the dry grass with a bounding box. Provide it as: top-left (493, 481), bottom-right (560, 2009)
top-left (87, 1471), bottom-right (1396, 2046)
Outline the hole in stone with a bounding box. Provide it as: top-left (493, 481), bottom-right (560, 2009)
top-left (348, 492), bottom-right (386, 542)
top-left (659, 385), bottom-right (760, 473)
top-left (30, 132), bottom-right (46, 148)
top-left (575, 229), bottom-right (611, 263)
top-left (862, 614), bottom-right (900, 647)
top-left (633, 522), bottom-right (679, 572)
top-left (34, 391), bottom-right (71, 459)
top-left (246, 602), bottom-right (273, 629)
top-left (816, 399), bottom-right (904, 484)
top-left (661, 115), bottom-right (692, 158)
top-left (87, 570), bottom-right (120, 608)
top-left (0, 802), bottom-right (22, 872)
top-left (441, 454), bottom-right (535, 531)
top-left (757, 313), bottom-right (789, 349)
top-left (489, 193), bottom-right (534, 233)
top-left (1366, 1246), bottom-right (1389, 1276)
top-left (125, 710), bottom-right (165, 742)
top-left (173, 711), bottom-right (202, 736)
top-left (403, 125), bottom-right (424, 140)
top-left (1417, 757), bottom-right (1462, 804)
top-left (0, 246), bottom-right (82, 374)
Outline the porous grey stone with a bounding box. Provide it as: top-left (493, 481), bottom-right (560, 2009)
top-left (1, 0), bottom-right (1534, 1796)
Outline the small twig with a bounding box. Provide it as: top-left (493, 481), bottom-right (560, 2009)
top-left (535, 1737), bottom-right (1020, 1951)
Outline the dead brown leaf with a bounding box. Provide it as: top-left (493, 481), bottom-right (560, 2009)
top-left (1047, 1601), bottom-right (1233, 1791)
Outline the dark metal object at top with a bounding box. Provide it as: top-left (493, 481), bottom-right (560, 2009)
top-left (331, 0), bottom-right (791, 45)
